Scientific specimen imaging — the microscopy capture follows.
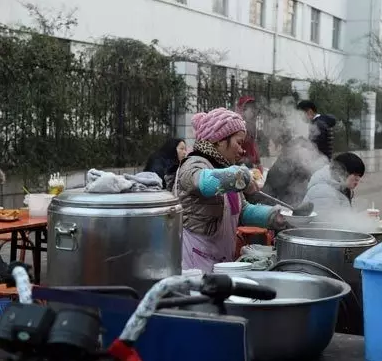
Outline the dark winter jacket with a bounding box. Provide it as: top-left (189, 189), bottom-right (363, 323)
top-left (144, 156), bottom-right (177, 189)
top-left (309, 114), bottom-right (336, 160)
top-left (247, 137), bottom-right (322, 208)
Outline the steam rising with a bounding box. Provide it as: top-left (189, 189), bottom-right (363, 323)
top-left (260, 97), bottom-right (378, 234)
top-left (313, 209), bottom-right (379, 234)
top-left (263, 96), bottom-right (328, 176)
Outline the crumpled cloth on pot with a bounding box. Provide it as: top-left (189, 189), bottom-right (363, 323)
top-left (85, 169), bottom-right (163, 193)
top-left (236, 245), bottom-right (277, 270)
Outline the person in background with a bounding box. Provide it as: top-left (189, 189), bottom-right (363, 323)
top-left (297, 100), bottom-right (336, 160)
top-left (255, 126), bottom-right (318, 208)
top-left (0, 170), bottom-right (7, 277)
top-left (175, 107), bottom-right (287, 272)
top-left (236, 96), bottom-right (267, 172)
top-left (144, 138), bottom-right (187, 189)
top-left (0, 170), bottom-right (5, 185)
top-left (303, 152), bottom-right (365, 217)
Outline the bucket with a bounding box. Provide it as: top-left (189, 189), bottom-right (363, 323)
top-left (28, 194), bottom-right (55, 218)
top-left (354, 242), bottom-right (382, 361)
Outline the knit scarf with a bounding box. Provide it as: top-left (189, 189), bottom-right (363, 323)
top-left (190, 140), bottom-right (231, 169)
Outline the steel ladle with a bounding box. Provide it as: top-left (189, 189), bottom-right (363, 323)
top-left (257, 191), bottom-right (314, 216)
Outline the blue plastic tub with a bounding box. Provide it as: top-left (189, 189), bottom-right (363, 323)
top-left (0, 298), bottom-right (11, 315)
top-left (354, 242), bottom-right (382, 361)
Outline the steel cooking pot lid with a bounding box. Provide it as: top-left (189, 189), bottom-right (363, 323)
top-left (50, 190), bottom-right (180, 208)
top-left (277, 228), bottom-right (376, 247)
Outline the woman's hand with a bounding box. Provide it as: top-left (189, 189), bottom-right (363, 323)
top-left (267, 206), bottom-right (290, 231)
top-left (244, 175), bottom-right (260, 195)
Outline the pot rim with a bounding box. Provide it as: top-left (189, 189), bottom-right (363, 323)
top-left (224, 271), bottom-right (351, 307)
top-left (50, 190), bottom-right (181, 209)
top-left (277, 228), bottom-right (377, 247)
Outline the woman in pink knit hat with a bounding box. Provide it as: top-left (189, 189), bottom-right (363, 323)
top-left (173, 107), bottom-right (287, 272)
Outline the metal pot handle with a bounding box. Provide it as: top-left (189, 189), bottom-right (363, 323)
top-left (55, 222), bottom-right (78, 251)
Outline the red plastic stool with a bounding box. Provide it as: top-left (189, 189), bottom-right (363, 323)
top-left (235, 226), bottom-right (273, 259)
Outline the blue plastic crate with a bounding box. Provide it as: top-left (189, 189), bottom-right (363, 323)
top-left (354, 242), bottom-right (382, 361)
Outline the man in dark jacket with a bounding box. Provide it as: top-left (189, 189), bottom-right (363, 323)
top-left (297, 100), bottom-right (336, 160)
top-left (248, 127), bottom-right (318, 208)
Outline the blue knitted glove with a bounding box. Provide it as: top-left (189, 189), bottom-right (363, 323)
top-left (241, 203), bottom-right (273, 229)
top-left (241, 204), bottom-right (288, 230)
top-left (198, 166), bottom-right (251, 197)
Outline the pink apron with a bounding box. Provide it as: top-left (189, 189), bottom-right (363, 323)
top-left (182, 192), bottom-right (241, 273)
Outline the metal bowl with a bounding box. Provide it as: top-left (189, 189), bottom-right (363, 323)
top-left (280, 210), bottom-right (318, 227)
top-left (268, 259), bottom-right (364, 335)
top-left (224, 272), bottom-right (350, 361)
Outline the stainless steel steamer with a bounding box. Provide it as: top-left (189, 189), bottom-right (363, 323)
top-left (47, 191), bottom-right (183, 295)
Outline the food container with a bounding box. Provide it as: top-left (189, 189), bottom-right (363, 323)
top-left (19, 207), bottom-right (29, 218)
top-left (183, 272), bottom-right (350, 361)
top-left (47, 190), bottom-right (183, 295)
top-left (28, 194), bottom-right (55, 218)
top-left (276, 228), bottom-right (377, 335)
top-left (367, 208), bottom-right (380, 220)
top-left (280, 210), bottom-right (317, 227)
top-left (48, 173), bottom-right (65, 196)
top-left (354, 243), bottom-right (382, 361)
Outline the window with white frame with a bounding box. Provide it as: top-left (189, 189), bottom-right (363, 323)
top-left (332, 17), bottom-right (341, 49)
top-left (310, 7), bottom-right (320, 43)
top-left (249, 0), bottom-right (265, 27)
top-left (213, 0), bottom-right (228, 17)
top-left (283, 0), bottom-right (297, 36)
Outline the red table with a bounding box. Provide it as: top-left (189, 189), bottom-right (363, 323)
top-left (0, 215), bottom-right (47, 284)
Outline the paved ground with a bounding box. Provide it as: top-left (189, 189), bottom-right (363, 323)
top-left (0, 171), bottom-right (381, 285)
top-left (0, 235), bottom-right (48, 284)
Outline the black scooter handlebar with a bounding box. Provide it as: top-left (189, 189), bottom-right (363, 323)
top-left (231, 281), bottom-right (276, 300)
top-left (201, 274), bottom-right (277, 301)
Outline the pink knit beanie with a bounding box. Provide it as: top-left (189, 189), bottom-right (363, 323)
top-left (192, 107), bottom-right (246, 143)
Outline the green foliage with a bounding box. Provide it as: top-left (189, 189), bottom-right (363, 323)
top-left (308, 80), bottom-right (366, 151)
top-left (0, 25), bottom-right (186, 183)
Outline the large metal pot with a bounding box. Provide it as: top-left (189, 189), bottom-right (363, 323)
top-left (276, 229), bottom-right (376, 294)
top-left (184, 272), bottom-right (350, 361)
top-left (276, 228), bottom-right (377, 335)
top-left (47, 191), bottom-right (183, 295)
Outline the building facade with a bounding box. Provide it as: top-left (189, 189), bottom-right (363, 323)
top-left (1, 0), bottom-right (382, 84)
